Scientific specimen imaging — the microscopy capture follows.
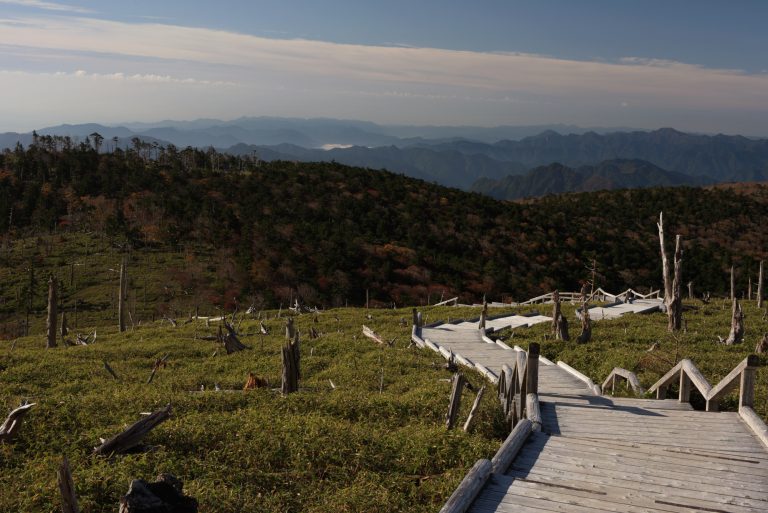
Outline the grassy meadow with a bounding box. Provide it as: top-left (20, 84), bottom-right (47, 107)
top-left (1, 234), bottom-right (767, 511)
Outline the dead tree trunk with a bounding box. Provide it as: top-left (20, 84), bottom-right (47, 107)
top-left (478, 297), bottom-right (487, 330)
top-left (688, 281), bottom-right (694, 301)
top-left (758, 260), bottom-right (764, 309)
top-left (555, 313), bottom-right (570, 341)
top-left (722, 299), bottom-right (744, 345)
top-left (93, 404), bottom-right (172, 455)
top-left (60, 311), bottom-right (68, 339)
top-left (446, 373), bottom-right (466, 429)
top-left (46, 276), bottom-right (57, 348)
top-left (730, 265), bottom-right (735, 302)
top-left (118, 258), bottom-right (127, 333)
top-left (658, 212), bottom-right (683, 331)
top-left (749, 276), bottom-right (753, 301)
top-left (281, 323), bottom-right (300, 394)
top-left (577, 300), bottom-right (591, 344)
top-left (57, 456), bottom-right (80, 513)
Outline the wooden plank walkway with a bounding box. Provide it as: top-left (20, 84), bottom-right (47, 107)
top-left (419, 318), bottom-right (768, 513)
top-left (587, 298), bottom-right (663, 321)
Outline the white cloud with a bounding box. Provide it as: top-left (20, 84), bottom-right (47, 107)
top-left (0, 0), bottom-right (92, 14)
top-left (0, 15), bottom-right (767, 132)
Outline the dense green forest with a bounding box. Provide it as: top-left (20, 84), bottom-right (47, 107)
top-left (1, 137), bottom-right (767, 318)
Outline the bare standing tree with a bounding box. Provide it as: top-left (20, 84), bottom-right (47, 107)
top-left (658, 212), bottom-right (683, 331)
top-left (46, 276), bottom-right (57, 348)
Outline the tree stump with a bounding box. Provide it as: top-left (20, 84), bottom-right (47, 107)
top-left (759, 260), bottom-right (764, 309)
top-left (118, 258), bottom-right (127, 333)
top-left (281, 330), bottom-right (300, 394)
top-left (57, 456), bottom-right (79, 513)
top-left (723, 299), bottom-right (745, 345)
top-left (577, 303), bottom-right (591, 344)
top-left (119, 474), bottom-right (197, 513)
top-left (555, 313), bottom-right (570, 341)
top-left (550, 290), bottom-right (561, 335)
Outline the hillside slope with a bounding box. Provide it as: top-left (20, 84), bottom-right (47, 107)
top-left (1, 143), bottom-right (767, 320)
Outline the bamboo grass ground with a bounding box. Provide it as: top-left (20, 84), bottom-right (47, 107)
top-left (2, 300), bottom-right (768, 511)
top-left (0, 307), bottom-right (505, 512)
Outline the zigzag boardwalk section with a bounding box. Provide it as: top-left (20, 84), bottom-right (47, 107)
top-left (415, 315), bottom-right (768, 513)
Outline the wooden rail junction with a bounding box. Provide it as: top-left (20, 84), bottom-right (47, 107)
top-left (412, 312), bottom-right (768, 513)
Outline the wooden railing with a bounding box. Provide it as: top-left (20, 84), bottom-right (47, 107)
top-left (602, 368), bottom-right (646, 396)
top-left (521, 287), bottom-right (661, 305)
top-left (497, 343), bottom-right (541, 431)
top-left (440, 343), bottom-right (540, 513)
top-left (647, 355), bottom-right (759, 411)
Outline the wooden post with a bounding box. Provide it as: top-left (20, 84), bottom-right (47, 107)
top-left (57, 456), bottom-right (80, 513)
top-left (679, 372), bottom-right (691, 403)
top-left (739, 355), bottom-right (759, 409)
top-left (758, 260), bottom-right (764, 309)
top-left (118, 258), bottom-right (127, 333)
top-left (446, 373), bottom-right (466, 429)
top-left (462, 385), bottom-right (485, 432)
top-left (46, 276), bottom-right (57, 348)
top-left (526, 343), bottom-right (540, 395)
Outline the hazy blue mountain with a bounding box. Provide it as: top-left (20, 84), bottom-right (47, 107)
top-left (472, 159), bottom-right (713, 200)
top-left (227, 143), bottom-right (526, 189)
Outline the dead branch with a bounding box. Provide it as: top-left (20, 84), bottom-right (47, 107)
top-left (0, 402), bottom-right (35, 443)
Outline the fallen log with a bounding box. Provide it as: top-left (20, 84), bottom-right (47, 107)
top-left (93, 404), bottom-right (172, 456)
top-left (362, 325), bottom-right (384, 344)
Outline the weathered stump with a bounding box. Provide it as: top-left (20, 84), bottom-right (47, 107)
top-left (555, 313), bottom-right (569, 341)
top-left (281, 329), bottom-right (300, 394)
top-left (759, 260), bottom-right (764, 309)
top-left (118, 258), bottom-right (127, 333)
top-left (550, 290), bottom-right (561, 335)
top-left (577, 303), bottom-right (591, 344)
top-left (57, 456), bottom-right (80, 513)
top-left (723, 299), bottom-right (745, 345)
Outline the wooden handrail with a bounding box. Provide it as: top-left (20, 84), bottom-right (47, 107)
top-left (497, 343), bottom-right (539, 428)
top-left (601, 368), bottom-right (645, 396)
top-left (647, 355), bottom-right (759, 411)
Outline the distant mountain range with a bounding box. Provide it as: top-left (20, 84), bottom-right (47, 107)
top-left (472, 159), bottom-right (713, 200)
top-left (1, 117), bottom-right (766, 195)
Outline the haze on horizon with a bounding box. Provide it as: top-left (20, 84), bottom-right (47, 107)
top-left (1, 0), bottom-right (767, 136)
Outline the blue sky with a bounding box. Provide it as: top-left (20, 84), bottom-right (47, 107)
top-left (1, 0), bottom-right (767, 134)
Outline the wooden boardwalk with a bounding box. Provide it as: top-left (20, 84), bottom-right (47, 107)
top-left (586, 298), bottom-right (663, 321)
top-left (416, 315), bottom-right (768, 513)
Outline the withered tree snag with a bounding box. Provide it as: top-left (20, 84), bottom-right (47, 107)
top-left (577, 298), bottom-right (591, 344)
top-left (658, 212), bottom-right (683, 331)
top-left (551, 290), bottom-right (561, 335)
top-left (93, 404), bottom-right (172, 456)
top-left (46, 275), bottom-right (57, 348)
top-left (118, 258), bottom-right (127, 333)
top-left (723, 299), bottom-right (745, 345)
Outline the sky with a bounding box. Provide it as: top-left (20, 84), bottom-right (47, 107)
top-left (1, 0), bottom-right (767, 134)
